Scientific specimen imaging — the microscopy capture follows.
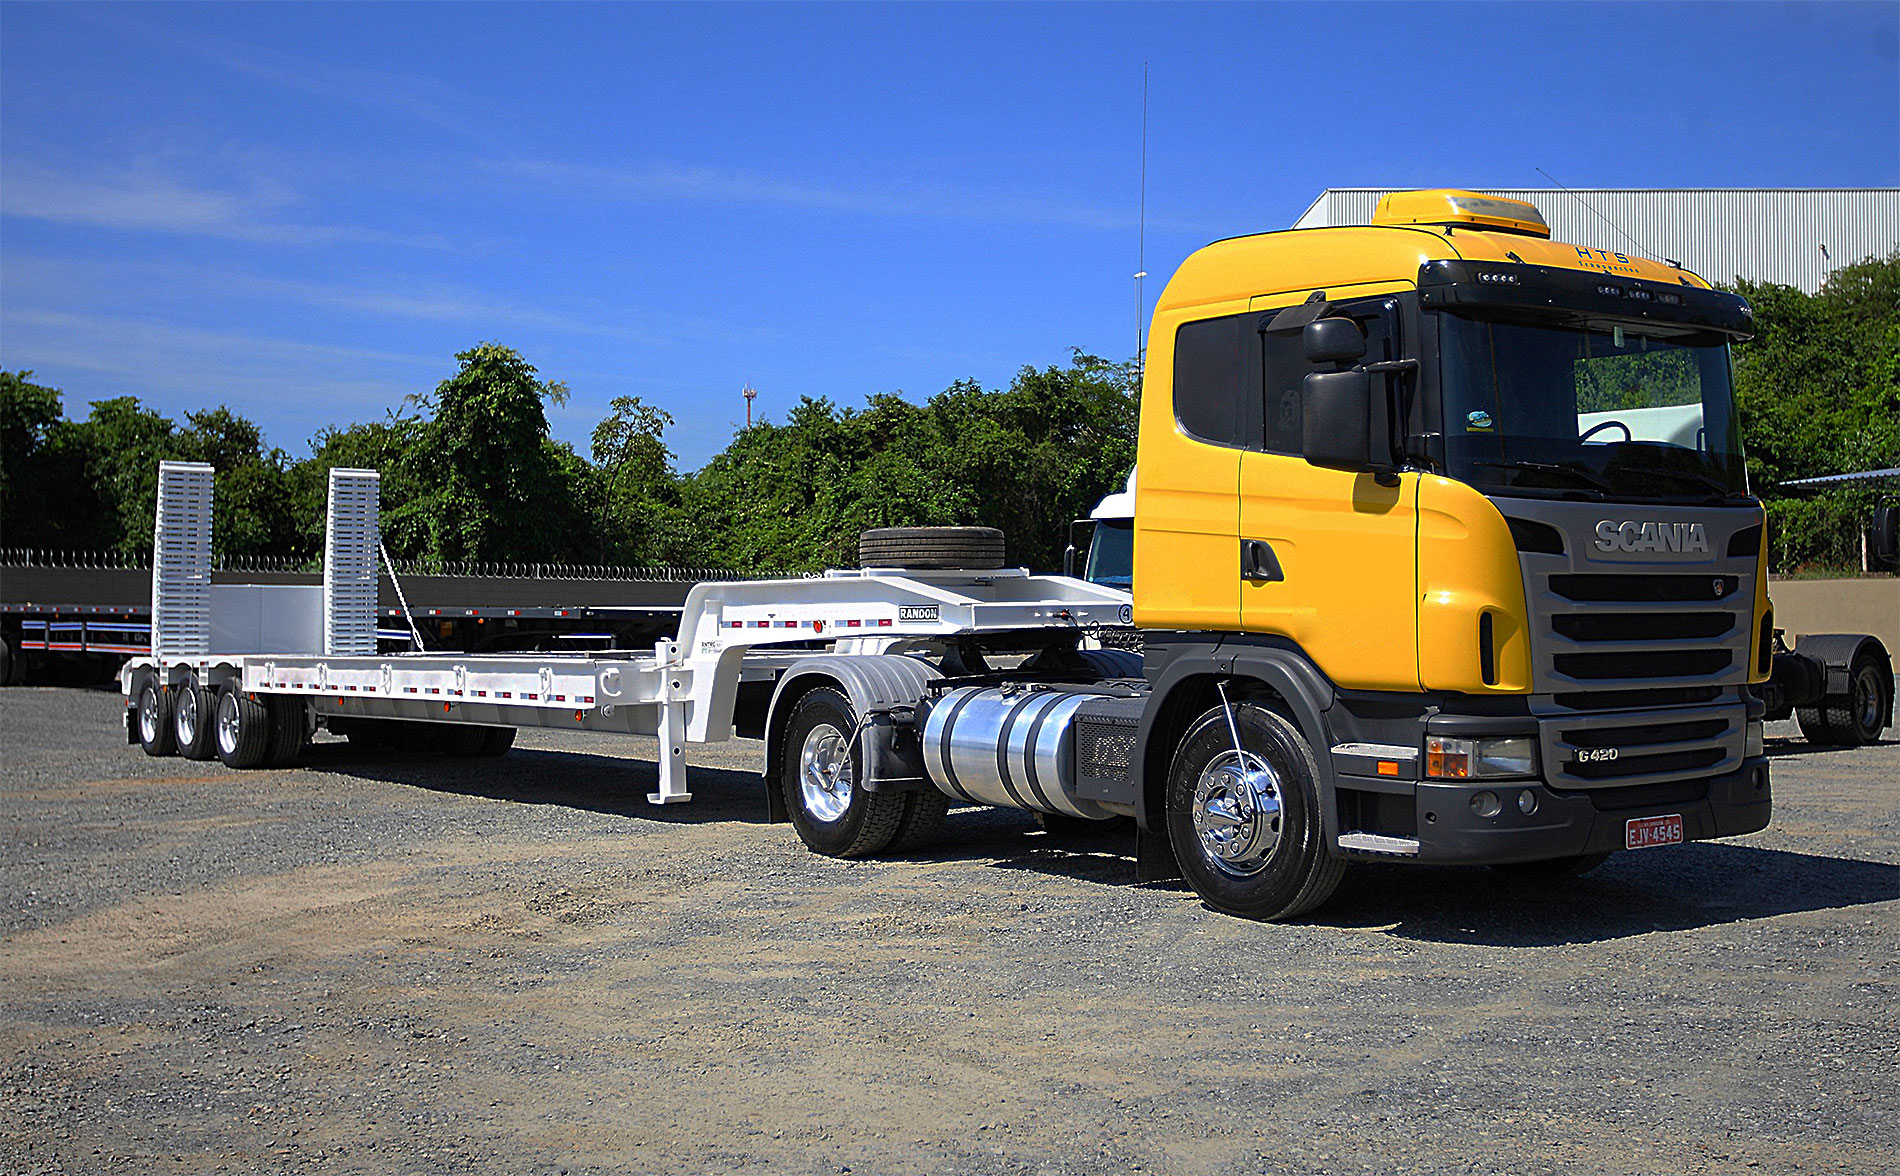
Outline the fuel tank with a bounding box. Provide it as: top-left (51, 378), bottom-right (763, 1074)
top-left (919, 685), bottom-right (1117, 819)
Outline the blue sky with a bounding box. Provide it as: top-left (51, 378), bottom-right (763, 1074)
top-left (3, 1), bottom-right (1896, 471)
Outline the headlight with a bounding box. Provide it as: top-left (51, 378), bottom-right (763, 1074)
top-left (1426, 734), bottom-right (1539, 779)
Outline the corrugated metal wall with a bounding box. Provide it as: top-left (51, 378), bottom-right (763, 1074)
top-left (1291, 189), bottom-right (1900, 292)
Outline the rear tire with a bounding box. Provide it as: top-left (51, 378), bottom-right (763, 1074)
top-left (1165, 702), bottom-right (1345, 921)
top-left (137, 679), bottom-right (177, 757)
top-left (1798, 646), bottom-right (1893, 746)
top-left (780, 687), bottom-right (906, 858)
top-left (477, 726), bottom-right (517, 756)
top-left (173, 679), bottom-right (218, 761)
top-left (215, 690), bottom-right (273, 769)
top-left (858, 526), bottom-right (1005, 570)
top-left (887, 788), bottom-right (952, 854)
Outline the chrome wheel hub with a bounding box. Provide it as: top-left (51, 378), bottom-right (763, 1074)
top-left (798, 722), bottom-right (854, 823)
top-left (138, 688), bottom-right (159, 742)
top-left (176, 687), bottom-right (198, 742)
top-left (1854, 665), bottom-right (1882, 732)
top-left (217, 694), bottom-right (241, 754)
top-left (1191, 750), bottom-right (1283, 877)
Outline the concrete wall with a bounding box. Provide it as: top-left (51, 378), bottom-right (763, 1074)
top-left (1768, 577), bottom-right (1900, 655)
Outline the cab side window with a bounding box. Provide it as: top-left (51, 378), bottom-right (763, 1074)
top-left (1173, 315), bottom-right (1244, 448)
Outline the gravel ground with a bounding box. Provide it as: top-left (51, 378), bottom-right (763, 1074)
top-left (3, 685), bottom-right (1896, 1176)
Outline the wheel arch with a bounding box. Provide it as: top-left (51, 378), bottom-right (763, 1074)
top-left (760, 654), bottom-right (943, 821)
top-left (1134, 639), bottom-right (1340, 839)
top-left (1791, 633), bottom-right (1892, 694)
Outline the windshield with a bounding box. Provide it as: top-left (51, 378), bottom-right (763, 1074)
top-left (1438, 314), bottom-right (1747, 501)
top-left (1084, 519), bottom-right (1133, 589)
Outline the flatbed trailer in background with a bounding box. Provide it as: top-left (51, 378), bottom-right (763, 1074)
top-left (1, 553), bottom-right (695, 686)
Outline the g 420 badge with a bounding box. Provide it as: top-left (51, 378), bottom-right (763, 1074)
top-left (898, 605), bottom-right (939, 622)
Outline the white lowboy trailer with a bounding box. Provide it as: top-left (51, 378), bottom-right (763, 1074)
top-left (121, 464), bottom-right (1139, 828)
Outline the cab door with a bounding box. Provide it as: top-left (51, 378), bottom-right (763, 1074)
top-left (1238, 300), bottom-right (1420, 692)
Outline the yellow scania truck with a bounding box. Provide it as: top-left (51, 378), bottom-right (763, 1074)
top-left (1109, 188), bottom-right (1778, 917)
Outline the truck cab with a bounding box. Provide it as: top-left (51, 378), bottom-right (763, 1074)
top-left (1130, 190), bottom-right (1772, 890)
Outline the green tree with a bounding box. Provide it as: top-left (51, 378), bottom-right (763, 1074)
top-left (1, 371), bottom-right (107, 548)
top-left (1729, 252), bottom-right (1900, 572)
top-left (388, 343), bottom-right (588, 564)
top-left (590, 394), bottom-right (689, 565)
top-left (679, 351), bottom-right (1138, 573)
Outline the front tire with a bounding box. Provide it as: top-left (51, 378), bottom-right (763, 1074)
top-left (137, 679), bottom-right (177, 757)
top-left (780, 687), bottom-right (906, 858)
top-left (1165, 702), bottom-right (1344, 921)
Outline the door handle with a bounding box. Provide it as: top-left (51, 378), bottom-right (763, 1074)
top-left (1241, 539), bottom-right (1284, 583)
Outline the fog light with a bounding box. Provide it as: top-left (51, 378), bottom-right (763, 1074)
top-left (1518, 789), bottom-right (1538, 815)
top-left (1745, 719), bottom-right (1764, 758)
top-left (1472, 791), bottom-right (1502, 818)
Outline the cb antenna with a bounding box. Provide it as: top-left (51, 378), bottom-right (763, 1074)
top-left (1535, 167), bottom-right (1665, 262)
top-left (1134, 62), bottom-right (1149, 368)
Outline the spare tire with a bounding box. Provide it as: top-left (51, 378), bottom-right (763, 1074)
top-left (858, 526), bottom-right (1006, 570)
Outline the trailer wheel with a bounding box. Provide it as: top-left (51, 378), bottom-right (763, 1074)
top-left (434, 726), bottom-right (489, 757)
top-left (137, 678), bottom-right (177, 757)
top-left (1165, 702), bottom-right (1344, 922)
top-left (1491, 852), bottom-right (1610, 880)
top-left (0, 636), bottom-right (15, 687)
top-left (477, 726), bottom-right (517, 756)
top-left (173, 679), bottom-right (218, 761)
top-left (267, 698), bottom-right (307, 766)
top-left (858, 527), bottom-right (1006, 570)
top-left (780, 687), bottom-right (906, 858)
top-left (215, 690), bottom-right (273, 769)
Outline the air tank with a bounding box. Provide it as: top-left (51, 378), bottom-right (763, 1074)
top-left (919, 685), bottom-right (1117, 819)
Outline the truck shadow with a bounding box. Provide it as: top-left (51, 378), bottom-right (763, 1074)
top-left (1318, 846), bottom-right (1899, 945)
top-left (294, 739), bottom-right (772, 825)
top-left (294, 741), bottom-right (1898, 945)
top-left (1765, 736), bottom-right (1893, 758)
top-left (976, 825), bottom-right (1898, 945)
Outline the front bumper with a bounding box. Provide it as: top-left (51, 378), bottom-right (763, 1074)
top-left (1410, 756), bottom-right (1771, 865)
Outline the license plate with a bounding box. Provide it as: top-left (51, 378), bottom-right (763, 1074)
top-left (1626, 813), bottom-right (1684, 851)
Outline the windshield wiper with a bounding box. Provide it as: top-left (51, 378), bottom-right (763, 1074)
top-left (1473, 459), bottom-right (1615, 494)
top-left (1611, 463), bottom-right (1741, 498)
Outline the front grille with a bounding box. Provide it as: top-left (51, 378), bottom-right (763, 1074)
top-left (1566, 718), bottom-right (1728, 749)
top-left (1551, 685), bottom-right (1723, 711)
top-left (1549, 573), bottom-right (1739, 603)
top-left (1508, 504), bottom-right (1758, 793)
top-left (1552, 612), bottom-right (1735, 642)
top-left (1568, 746), bottom-right (1726, 780)
top-left (1541, 703), bottom-right (1742, 789)
top-left (1553, 649), bottom-right (1733, 680)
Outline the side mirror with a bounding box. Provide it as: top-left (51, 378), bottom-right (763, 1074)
top-left (1302, 370), bottom-right (1376, 472)
top-left (1303, 317), bottom-right (1366, 365)
top-left (1872, 499), bottom-right (1899, 572)
top-left (1064, 519), bottom-right (1089, 577)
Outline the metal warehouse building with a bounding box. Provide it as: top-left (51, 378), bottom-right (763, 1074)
top-left (1294, 188), bottom-right (1900, 293)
